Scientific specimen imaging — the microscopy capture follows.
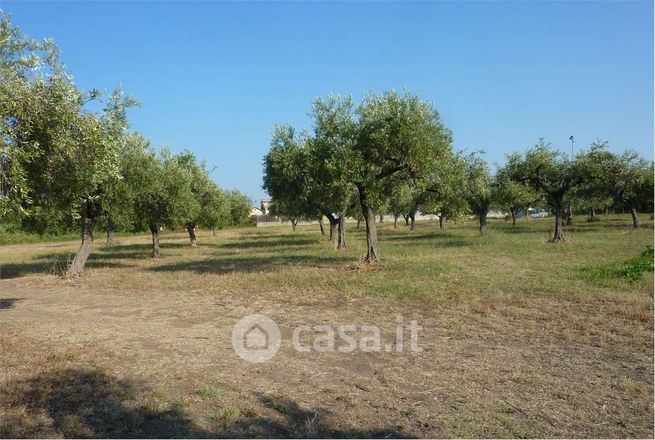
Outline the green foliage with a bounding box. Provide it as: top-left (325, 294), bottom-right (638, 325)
top-left (199, 185), bottom-right (230, 231)
top-left (509, 141), bottom-right (574, 206)
top-left (225, 190), bottom-right (251, 226)
top-left (353, 90), bottom-right (453, 208)
top-left (463, 152), bottom-right (495, 217)
top-left (419, 151), bottom-right (468, 221)
top-left (122, 145), bottom-right (196, 231)
top-left (262, 125), bottom-right (311, 220)
top-left (495, 161), bottom-right (539, 216)
top-left (580, 142), bottom-right (654, 212)
top-left (622, 246), bottom-right (654, 282)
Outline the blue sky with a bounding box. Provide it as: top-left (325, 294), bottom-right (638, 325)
top-left (3, 1), bottom-right (653, 203)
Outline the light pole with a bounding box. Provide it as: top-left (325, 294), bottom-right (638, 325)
top-left (567, 136), bottom-right (575, 224)
top-left (569, 135), bottom-right (575, 158)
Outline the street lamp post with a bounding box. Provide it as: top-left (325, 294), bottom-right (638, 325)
top-left (567, 136), bottom-right (575, 225)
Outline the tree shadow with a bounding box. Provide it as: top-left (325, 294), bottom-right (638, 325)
top-left (251, 393), bottom-right (413, 438)
top-left (381, 232), bottom-right (470, 248)
top-left (0, 259), bottom-right (134, 279)
top-left (0, 298), bottom-right (24, 309)
top-left (0, 368), bottom-right (206, 438)
top-left (218, 238), bottom-right (319, 250)
top-left (1, 368), bottom-right (413, 438)
top-left (149, 253), bottom-right (354, 276)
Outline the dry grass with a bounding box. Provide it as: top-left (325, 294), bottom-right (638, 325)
top-left (0, 215), bottom-right (653, 438)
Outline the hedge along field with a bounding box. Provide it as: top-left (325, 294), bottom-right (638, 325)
top-left (1, 215), bottom-right (653, 438)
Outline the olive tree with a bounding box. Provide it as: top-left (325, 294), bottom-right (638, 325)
top-left (353, 90), bottom-right (453, 262)
top-left (508, 140), bottom-right (585, 243)
top-left (463, 153), bottom-right (496, 234)
top-left (580, 144), bottom-right (653, 228)
top-left (387, 184), bottom-right (413, 228)
top-left (262, 125), bottom-right (311, 232)
top-left (423, 152), bottom-right (468, 230)
top-left (123, 145), bottom-right (196, 257)
top-left (306, 95), bottom-right (358, 248)
top-left (1, 14), bottom-right (140, 275)
top-left (199, 184), bottom-right (230, 236)
top-left (226, 190), bottom-right (252, 226)
top-left (495, 163), bottom-right (538, 226)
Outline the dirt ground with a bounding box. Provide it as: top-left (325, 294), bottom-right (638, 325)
top-left (1, 222), bottom-right (653, 438)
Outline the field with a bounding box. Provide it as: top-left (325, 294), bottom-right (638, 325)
top-left (0, 215), bottom-right (653, 438)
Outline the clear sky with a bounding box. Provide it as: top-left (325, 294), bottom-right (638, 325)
top-left (3, 0), bottom-right (653, 203)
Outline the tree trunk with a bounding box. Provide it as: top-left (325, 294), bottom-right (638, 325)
top-left (630, 206), bottom-right (639, 228)
top-left (337, 211), bottom-right (347, 249)
top-left (212, 228), bottom-right (217, 237)
top-left (439, 215), bottom-right (445, 230)
top-left (106, 221), bottom-right (114, 245)
top-left (327, 214), bottom-right (338, 244)
top-left (68, 216), bottom-right (96, 277)
top-left (524, 206), bottom-right (530, 220)
top-left (409, 213), bottom-right (416, 230)
top-left (479, 211), bottom-right (487, 234)
top-left (605, 207), bottom-right (609, 215)
top-left (393, 214), bottom-right (398, 229)
top-left (187, 224), bottom-right (197, 247)
top-left (150, 223), bottom-right (161, 258)
top-left (403, 215), bottom-right (409, 226)
top-left (356, 220), bottom-right (361, 229)
top-left (291, 219), bottom-right (298, 232)
top-left (511, 209), bottom-right (516, 226)
top-left (378, 213), bottom-right (384, 223)
top-left (318, 218), bottom-right (326, 237)
top-left (566, 205), bottom-right (573, 226)
top-left (551, 206), bottom-right (565, 243)
top-left (359, 189), bottom-right (380, 263)
top-left (588, 207), bottom-right (597, 222)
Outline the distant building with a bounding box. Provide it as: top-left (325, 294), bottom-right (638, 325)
top-left (249, 207), bottom-right (263, 220)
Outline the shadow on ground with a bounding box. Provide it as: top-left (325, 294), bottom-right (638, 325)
top-left (0, 259), bottom-right (133, 280)
top-left (149, 253), bottom-right (354, 276)
top-left (0, 368), bottom-right (411, 438)
top-left (0, 298), bottom-right (24, 309)
top-left (381, 231), bottom-right (470, 248)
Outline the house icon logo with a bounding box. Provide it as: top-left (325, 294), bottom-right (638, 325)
top-left (231, 314), bottom-right (281, 363)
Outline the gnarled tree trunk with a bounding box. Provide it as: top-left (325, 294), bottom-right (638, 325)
top-left (378, 214), bottom-right (384, 223)
top-left (630, 206), bottom-right (639, 228)
top-left (393, 214), bottom-right (399, 229)
top-left (409, 213), bottom-right (416, 230)
top-left (439, 214), bottom-right (445, 230)
top-left (566, 205), bottom-right (573, 226)
top-left (551, 205), bottom-right (565, 243)
top-left (187, 224), bottom-right (197, 247)
top-left (588, 207), bottom-right (597, 222)
top-left (359, 189), bottom-right (380, 263)
top-left (510, 209), bottom-right (516, 226)
top-left (69, 216), bottom-right (96, 277)
top-left (479, 211), bottom-right (487, 234)
top-left (150, 223), bottom-right (161, 258)
top-left (318, 218), bottom-right (326, 237)
top-left (327, 214), bottom-right (338, 245)
top-left (106, 221), bottom-right (114, 245)
top-left (403, 215), bottom-right (409, 226)
top-left (291, 218), bottom-right (298, 232)
top-left (337, 211), bottom-right (347, 249)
